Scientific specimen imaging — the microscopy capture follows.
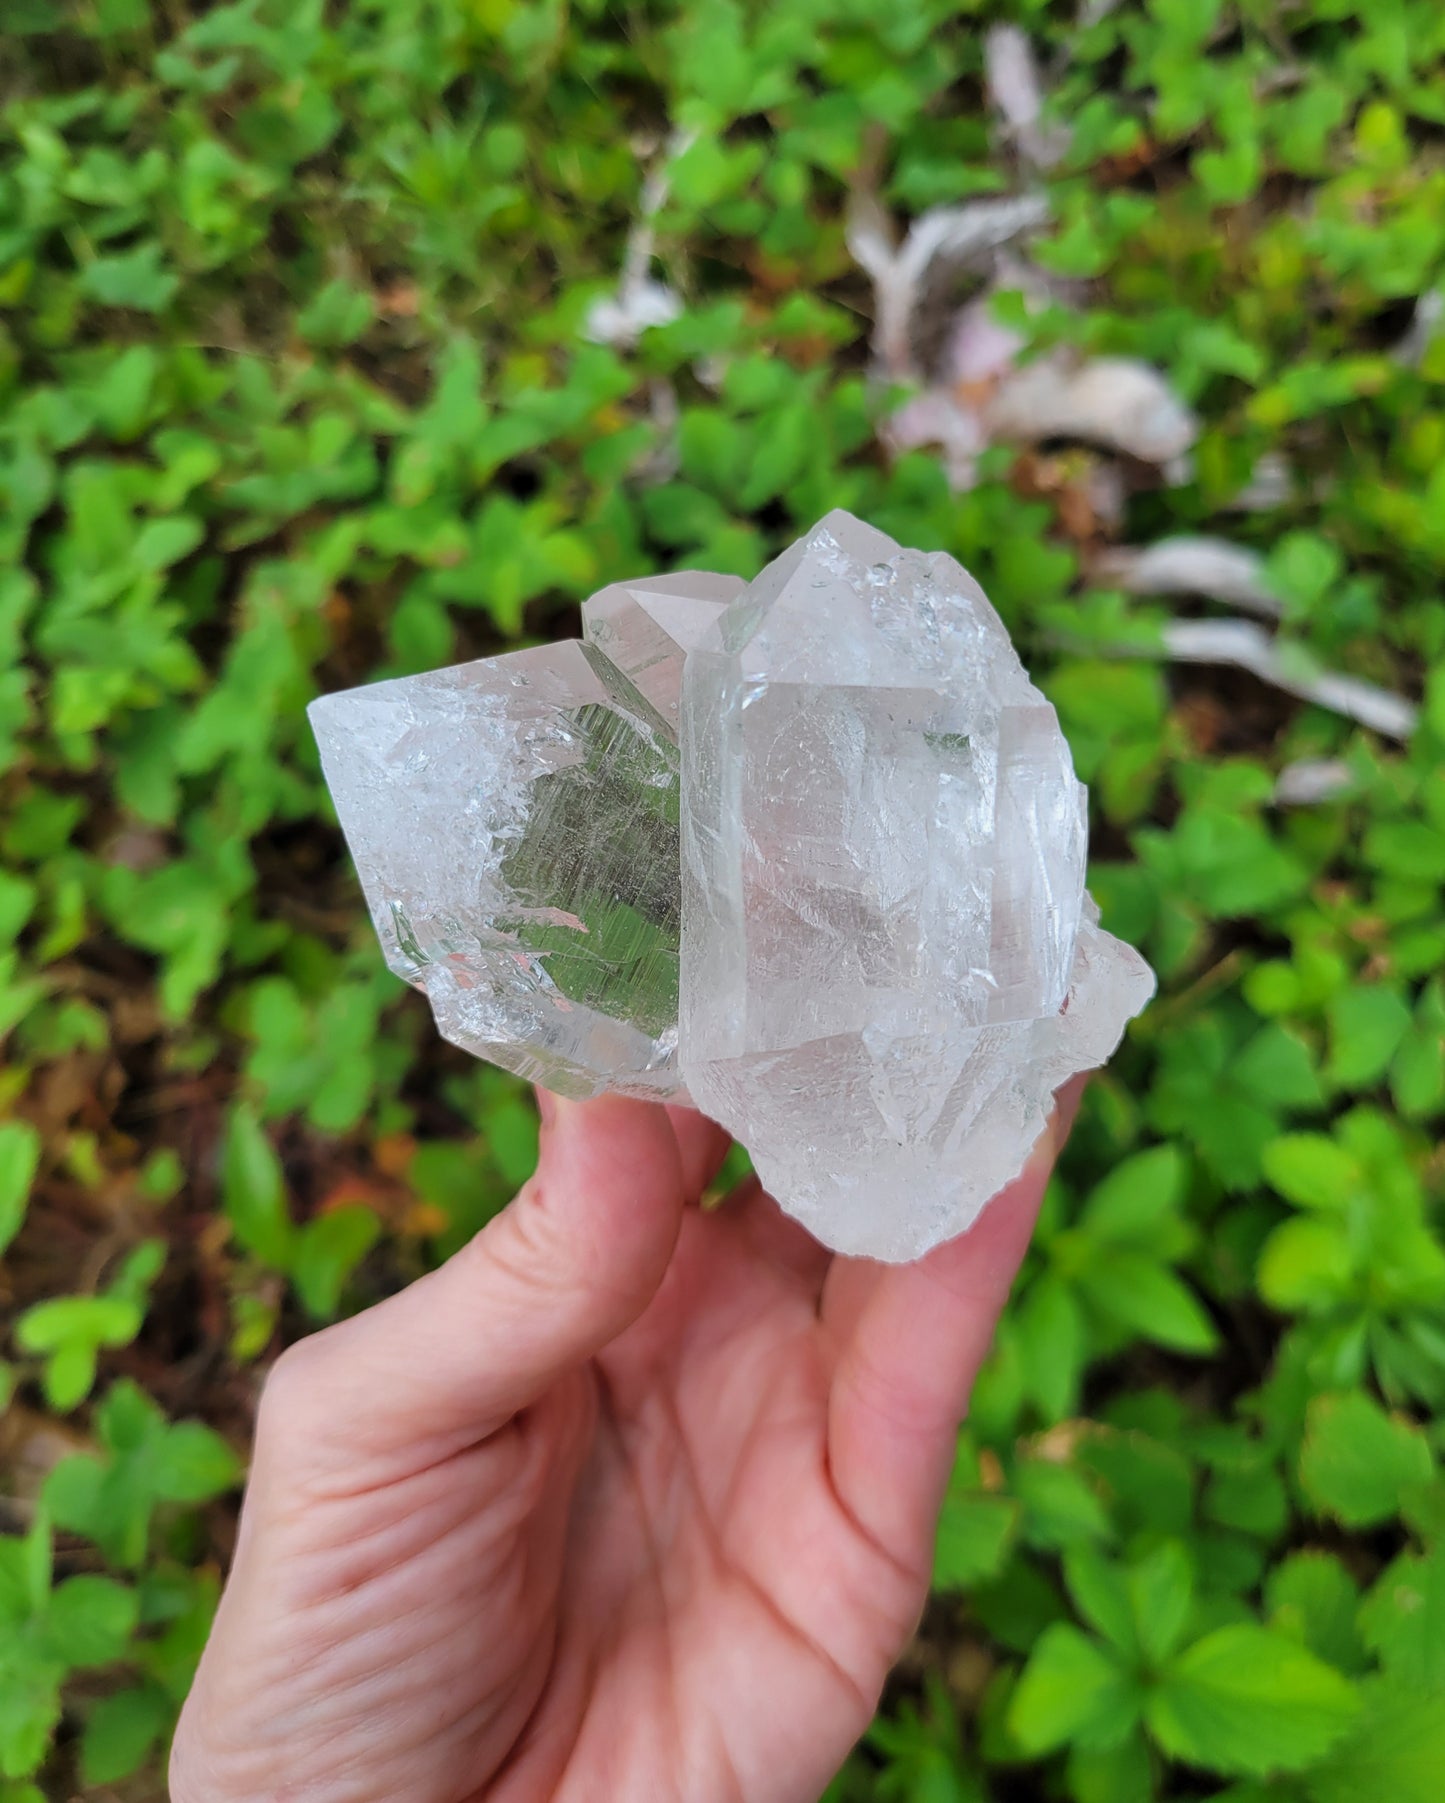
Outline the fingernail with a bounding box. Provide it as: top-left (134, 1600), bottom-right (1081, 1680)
top-left (536, 1088), bottom-right (558, 1129)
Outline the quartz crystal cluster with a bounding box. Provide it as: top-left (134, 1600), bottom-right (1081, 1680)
top-left (311, 512), bottom-right (1154, 1261)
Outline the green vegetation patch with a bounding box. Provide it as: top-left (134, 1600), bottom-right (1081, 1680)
top-left (2, 0), bottom-right (1444, 1795)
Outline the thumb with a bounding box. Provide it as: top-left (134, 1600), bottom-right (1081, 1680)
top-left (260, 1093), bottom-right (686, 1475)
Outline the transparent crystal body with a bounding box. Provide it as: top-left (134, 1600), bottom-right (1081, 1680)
top-left (679, 512), bottom-right (1153, 1258)
top-left (309, 574), bottom-right (738, 1099)
top-left (312, 517), bottom-right (1155, 1260)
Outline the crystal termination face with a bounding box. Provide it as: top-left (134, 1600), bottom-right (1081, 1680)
top-left (312, 517), bottom-right (1154, 1260)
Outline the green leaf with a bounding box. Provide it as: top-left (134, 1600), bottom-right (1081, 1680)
top-left (1306, 1679), bottom-right (1445, 1803)
top-left (110, 1239), bottom-right (165, 1310)
top-left (1064, 1547), bottom-right (1137, 1659)
top-left (41, 1339), bottom-right (101, 1413)
top-left (1267, 532), bottom-right (1341, 616)
top-left (1017, 1274), bottom-right (1085, 1421)
top-left (150, 1422), bottom-right (243, 1504)
top-left (1080, 1144), bottom-right (1187, 1245)
top-left (0, 1515), bottom-right (51, 1624)
top-left (480, 1094), bottom-right (539, 1189)
top-left (220, 1104), bottom-right (296, 1268)
top-left (1261, 1135), bottom-right (1361, 1211)
top-left (80, 1684), bottom-right (171, 1786)
top-left (88, 343), bottom-right (157, 439)
top-left (1231, 1025), bottom-right (1323, 1110)
top-left (933, 1492), bottom-right (1019, 1592)
top-left (1326, 988), bottom-right (1413, 1089)
top-left (933, 1439), bottom-right (1020, 1590)
top-left (1014, 1458), bottom-right (1113, 1550)
top-left (1298, 1392), bottom-right (1435, 1527)
top-left (42, 1383), bottom-right (239, 1566)
top-left (1077, 1429), bottom-right (1195, 1538)
top-left (297, 279), bottom-right (375, 347)
top-left (1127, 1542), bottom-right (1195, 1667)
top-left (41, 1456), bottom-right (108, 1553)
top-left (15, 1295), bottom-right (141, 1356)
top-left (0, 1668), bottom-right (61, 1781)
top-left (1147, 1625), bottom-right (1358, 1776)
top-left (291, 1205), bottom-right (381, 1320)
top-left (93, 0), bottom-right (149, 31)
top-left (1066, 1733), bottom-right (1153, 1803)
top-left (1358, 1545), bottom-right (1445, 1687)
top-left (40, 1576), bottom-right (138, 1667)
top-left (1078, 1249), bottom-right (1220, 1354)
top-left (0, 1121), bottom-right (39, 1258)
top-left (1364, 821), bottom-right (1445, 883)
top-left (1265, 1553), bottom-right (1365, 1674)
top-left (1008, 1623), bottom-right (1140, 1755)
top-left (133, 514), bottom-right (204, 571)
top-left (1257, 1217), bottom-right (1353, 1313)
top-left (1392, 1025), bottom-right (1445, 1119)
top-left (79, 243), bottom-right (178, 312)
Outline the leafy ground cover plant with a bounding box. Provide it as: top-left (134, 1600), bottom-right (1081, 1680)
top-left (2, 1), bottom-right (1443, 1796)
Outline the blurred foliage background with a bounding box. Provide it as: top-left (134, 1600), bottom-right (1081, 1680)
top-left (2, 0), bottom-right (1444, 1797)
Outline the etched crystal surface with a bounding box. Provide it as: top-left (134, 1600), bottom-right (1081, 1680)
top-left (313, 516), bottom-right (1155, 1261)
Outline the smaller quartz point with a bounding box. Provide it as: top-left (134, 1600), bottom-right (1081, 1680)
top-left (309, 572), bottom-right (740, 1100)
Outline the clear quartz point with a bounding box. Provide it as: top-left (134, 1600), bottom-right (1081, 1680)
top-left (678, 511), bottom-right (1154, 1259)
top-left (308, 569), bottom-right (739, 1100)
top-left (312, 518), bottom-right (1155, 1259)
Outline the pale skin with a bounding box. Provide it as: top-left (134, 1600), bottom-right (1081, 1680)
top-left (172, 1081), bottom-right (1080, 1803)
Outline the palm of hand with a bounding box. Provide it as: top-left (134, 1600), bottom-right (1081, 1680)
top-left (175, 1097), bottom-right (1058, 1803)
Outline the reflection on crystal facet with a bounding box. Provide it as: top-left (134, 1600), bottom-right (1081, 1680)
top-left (582, 572), bottom-right (742, 742)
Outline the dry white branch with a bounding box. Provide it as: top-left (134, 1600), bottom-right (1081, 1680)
top-left (1274, 759), bottom-right (1356, 805)
top-left (585, 280), bottom-right (681, 346)
top-left (1095, 537), bottom-right (1283, 618)
top-left (1160, 618), bottom-right (1417, 741)
top-left (584, 129), bottom-right (695, 348)
top-left (1393, 288), bottom-right (1443, 369)
top-left (847, 192), bottom-right (1050, 377)
top-left (885, 389), bottom-right (990, 490)
top-left (987, 354), bottom-right (1199, 463)
top-left (1225, 452), bottom-right (1294, 512)
top-left (986, 26), bottom-right (1071, 169)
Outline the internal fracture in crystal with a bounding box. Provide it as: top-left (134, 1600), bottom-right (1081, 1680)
top-left (313, 514), bottom-right (1154, 1260)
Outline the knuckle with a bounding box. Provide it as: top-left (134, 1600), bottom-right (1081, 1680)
top-left (486, 1178), bottom-right (644, 1319)
top-left (255, 1331), bottom-right (335, 1443)
top-left (478, 1179), bottom-right (574, 1292)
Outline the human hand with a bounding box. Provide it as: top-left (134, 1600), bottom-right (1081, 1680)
top-left (172, 1084), bottom-right (1079, 1803)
